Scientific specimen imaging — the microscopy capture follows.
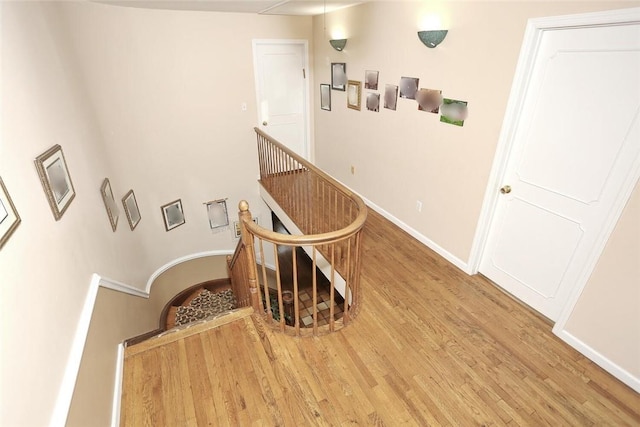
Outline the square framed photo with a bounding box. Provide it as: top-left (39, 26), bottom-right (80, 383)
top-left (399, 76), bottom-right (419, 100)
top-left (34, 144), bottom-right (75, 220)
top-left (331, 62), bottom-right (347, 91)
top-left (122, 189), bottom-right (141, 231)
top-left (161, 199), bottom-right (185, 231)
top-left (347, 80), bottom-right (362, 111)
top-left (320, 84), bottom-right (331, 111)
top-left (100, 178), bottom-right (119, 232)
top-left (0, 177), bottom-right (21, 250)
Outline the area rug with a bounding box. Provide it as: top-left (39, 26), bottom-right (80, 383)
top-left (174, 288), bottom-right (236, 327)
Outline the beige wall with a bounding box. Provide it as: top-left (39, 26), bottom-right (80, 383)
top-left (313, 0), bottom-right (639, 386)
top-left (1, 2), bottom-right (311, 426)
top-left (67, 254), bottom-right (229, 426)
top-left (1, 3), bottom-right (151, 426)
top-left (565, 181), bottom-right (640, 379)
top-left (56, 1), bottom-right (313, 277)
top-left (313, 0), bottom-right (638, 263)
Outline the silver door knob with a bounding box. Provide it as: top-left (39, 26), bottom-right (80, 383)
top-left (500, 185), bottom-right (512, 194)
top-left (262, 121), bottom-right (268, 126)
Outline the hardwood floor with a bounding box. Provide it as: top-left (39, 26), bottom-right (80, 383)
top-left (121, 209), bottom-right (640, 426)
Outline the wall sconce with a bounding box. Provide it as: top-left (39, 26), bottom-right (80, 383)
top-left (329, 39), bottom-right (347, 51)
top-left (417, 30), bottom-right (448, 48)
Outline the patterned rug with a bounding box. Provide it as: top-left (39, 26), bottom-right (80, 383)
top-left (174, 288), bottom-right (236, 327)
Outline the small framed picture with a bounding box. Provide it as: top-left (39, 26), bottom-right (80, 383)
top-left (331, 62), bottom-right (347, 91)
top-left (161, 199), bottom-right (185, 231)
top-left (417, 88), bottom-right (443, 114)
top-left (347, 80), bottom-right (362, 111)
top-left (0, 177), bottom-right (21, 250)
top-left (366, 93), bottom-right (380, 112)
top-left (399, 76), bottom-right (419, 100)
top-left (34, 144), bottom-right (75, 220)
top-left (100, 178), bottom-right (119, 232)
top-left (320, 84), bottom-right (331, 111)
top-left (364, 70), bottom-right (379, 90)
top-left (440, 98), bottom-right (469, 127)
top-left (384, 84), bottom-right (398, 111)
top-left (122, 189), bottom-right (141, 231)
top-left (206, 199), bottom-right (229, 231)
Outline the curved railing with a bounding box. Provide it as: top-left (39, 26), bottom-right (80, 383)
top-left (227, 129), bottom-right (367, 336)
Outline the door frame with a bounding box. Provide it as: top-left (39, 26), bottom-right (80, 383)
top-left (467, 7), bottom-right (640, 326)
top-left (252, 39), bottom-right (312, 160)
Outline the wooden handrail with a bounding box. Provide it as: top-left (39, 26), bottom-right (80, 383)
top-left (228, 129), bottom-right (367, 336)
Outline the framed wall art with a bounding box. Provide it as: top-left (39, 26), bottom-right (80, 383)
top-left (205, 198), bottom-right (229, 232)
top-left (161, 199), bottom-right (185, 231)
top-left (347, 80), bottom-right (362, 111)
top-left (384, 84), bottom-right (398, 111)
top-left (320, 84), bottom-right (331, 111)
top-left (331, 62), bottom-right (347, 91)
top-left (365, 70), bottom-right (379, 90)
top-left (366, 93), bottom-right (380, 112)
top-left (100, 178), bottom-right (119, 232)
top-left (0, 177), bottom-right (21, 250)
top-left (122, 189), bottom-right (141, 231)
top-left (399, 76), bottom-right (419, 100)
top-left (34, 144), bottom-right (75, 220)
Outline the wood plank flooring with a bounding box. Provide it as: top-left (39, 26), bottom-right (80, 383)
top-left (121, 209), bottom-right (640, 426)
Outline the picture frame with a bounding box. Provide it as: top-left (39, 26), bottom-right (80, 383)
top-left (366, 93), bottom-right (380, 112)
top-left (347, 80), bottom-right (362, 111)
top-left (161, 199), bottom-right (186, 231)
top-left (399, 76), bottom-right (420, 100)
top-left (122, 189), bottom-right (141, 231)
top-left (100, 178), bottom-right (119, 232)
top-left (384, 84), bottom-right (399, 111)
top-left (365, 70), bottom-right (379, 90)
top-left (320, 84), bottom-right (331, 111)
top-left (34, 144), bottom-right (75, 221)
top-left (205, 199), bottom-right (229, 231)
top-left (0, 177), bottom-right (21, 250)
top-left (331, 62), bottom-right (347, 91)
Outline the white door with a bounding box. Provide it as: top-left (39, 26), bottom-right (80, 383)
top-left (253, 40), bottom-right (309, 159)
top-left (480, 20), bottom-right (640, 321)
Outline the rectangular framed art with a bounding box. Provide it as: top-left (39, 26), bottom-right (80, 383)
top-left (331, 62), bottom-right (346, 91)
top-left (34, 144), bottom-right (75, 220)
top-left (0, 177), bottom-right (21, 250)
top-left (320, 84), bottom-right (331, 111)
top-left (122, 189), bottom-right (141, 231)
top-left (347, 80), bottom-right (362, 111)
top-left (161, 199), bottom-right (185, 231)
top-left (100, 178), bottom-right (119, 232)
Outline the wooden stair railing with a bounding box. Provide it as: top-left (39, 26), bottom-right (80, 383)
top-left (227, 129), bottom-right (367, 336)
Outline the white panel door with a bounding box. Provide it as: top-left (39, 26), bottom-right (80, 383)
top-left (253, 41), bottom-right (309, 159)
top-left (480, 22), bottom-right (640, 321)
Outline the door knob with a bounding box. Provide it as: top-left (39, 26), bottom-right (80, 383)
top-left (500, 185), bottom-right (512, 194)
top-left (262, 121), bottom-right (268, 126)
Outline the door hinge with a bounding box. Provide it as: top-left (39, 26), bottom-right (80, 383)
top-left (303, 68), bottom-right (306, 79)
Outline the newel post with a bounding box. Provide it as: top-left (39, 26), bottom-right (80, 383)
top-left (238, 200), bottom-right (261, 313)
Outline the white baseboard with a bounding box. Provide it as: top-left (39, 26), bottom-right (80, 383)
top-left (111, 343), bottom-right (125, 427)
top-left (49, 273), bottom-right (101, 427)
top-left (145, 250), bottom-right (235, 293)
top-left (361, 196), bottom-right (472, 275)
top-left (554, 328), bottom-right (640, 393)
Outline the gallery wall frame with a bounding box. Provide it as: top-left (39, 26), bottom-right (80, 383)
top-left (399, 76), bottom-right (419, 100)
top-left (34, 144), bottom-right (75, 221)
top-left (384, 84), bottom-right (398, 111)
top-left (347, 80), bottom-right (362, 111)
top-left (100, 178), bottom-right (119, 232)
top-left (122, 189), bottom-right (141, 231)
top-left (320, 84), bottom-right (331, 111)
top-left (161, 199), bottom-right (186, 231)
top-left (331, 62), bottom-right (347, 91)
top-left (0, 177), bottom-right (21, 250)
top-left (366, 93), bottom-right (380, 112)
top-left (365, 70), bottom-right (379, 90)
top-left (205, 198), bottom-right (229, 231)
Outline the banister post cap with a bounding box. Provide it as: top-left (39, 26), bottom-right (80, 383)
top-left (238, 200), bottom-right (250, 212)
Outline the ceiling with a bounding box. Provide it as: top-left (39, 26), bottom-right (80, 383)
top-left (92, 0), bottom-right (366, 15)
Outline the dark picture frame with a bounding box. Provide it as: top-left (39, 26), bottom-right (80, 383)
top-left (320, 84), bottom-right (331, 111)
top-left (331, 62), bottom-right (347, 91)
top-left (161, 199), bottom-right (185, 231)
top-left (34, 144), bottom-right (75, 221)
top-left (100, 178), bottom-right (119, 232)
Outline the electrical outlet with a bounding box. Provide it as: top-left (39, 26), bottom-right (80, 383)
top-left (416, 200), bottom-right (423, 212)
top-left (351, 165), bottom-right (356, 175)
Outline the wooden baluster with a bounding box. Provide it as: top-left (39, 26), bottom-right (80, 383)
top-left (329, 243), bottom-right (336, 332)
top-left (273, 244), bottom-right (286, 332)
top-left (312, 246), bottom-right (318, 335)
top-left (238, 201), bottom-right (261, 313)
top-left (259, 239), bottom-right (271, 322)
top-left (343, 237), bottom-right (352, 325)
top-left (292, 245), bottom-right (300, 336)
